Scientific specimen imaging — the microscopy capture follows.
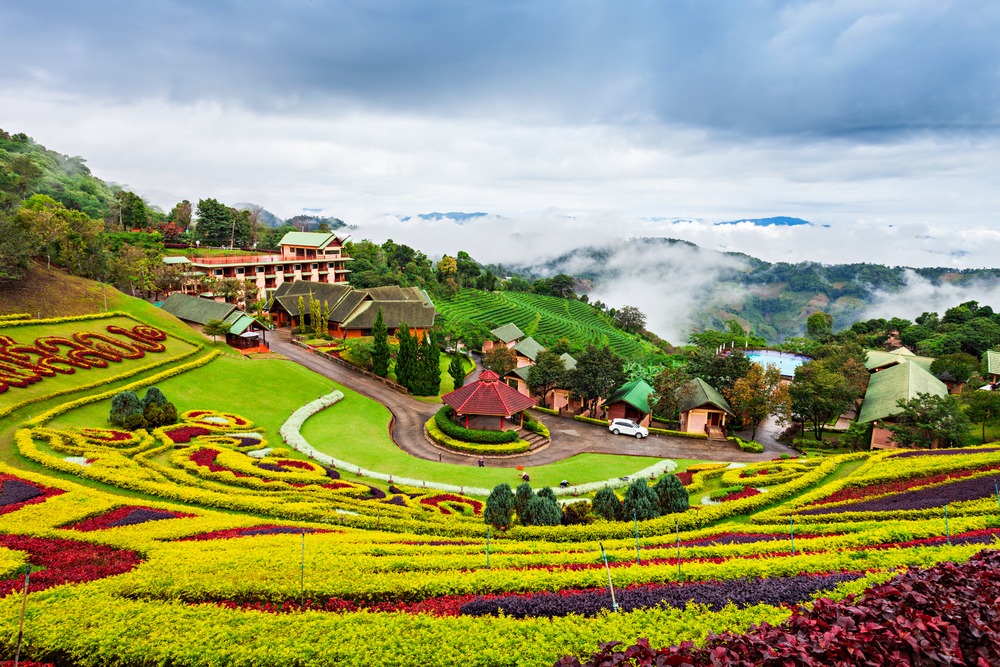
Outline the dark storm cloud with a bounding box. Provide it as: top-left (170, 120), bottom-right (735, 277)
top-left (3, 1), bottom-right (999, 137)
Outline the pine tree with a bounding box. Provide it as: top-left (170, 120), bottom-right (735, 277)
top-left (296, 295), bottom-right (305, 331)
top-left (514, 482), bottom-right (534, 521)
top-left (448, 354), bottom-right (466, 389)
top-left (484, 484), bottom-right (514, 530)
top-left (395, 322), bottom-right (416, 389)
top-left (653, 474), bottom-right (690, 514)
top-left (413, 333), bottom-right (440, 396)
top-left (109, 391), bottom-right (144, 428)
top-left (371, 308), bottom-right (390, 378)
top-left (592, 486), bottom-right (623, 521)
top-left (524, 495), bottom-right (562, 526)
top-left (622, 479), bottom-right (660, 521)
top-left (321, 300), bottom-right (331, 337)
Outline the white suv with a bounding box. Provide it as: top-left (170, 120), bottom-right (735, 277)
top-left (609, 418), bottom-right (649, 439)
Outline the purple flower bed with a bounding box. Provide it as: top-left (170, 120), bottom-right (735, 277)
top-left (0, 480), bottom-right (43, 507)
top-left (67, 506), bottom-right (195, 531)
top-left (109, 508), bottom-right (183, 528)
top-left (384, 496), bottom-right (407, 507)
top-left (362, 485), bottom-right (387, 500)
top-left (175, 525), bottom-right (332, 541)
top-left (800, 475), bottom-right (1000, 515)
top-left (460, 572), bottom-right (863, 618)
top-left (255, 463), bottom-right (286, 473)
top-left (892, 447), bottom-right (1000, 459)
top-left (325, 467), bottom-right (340, 480)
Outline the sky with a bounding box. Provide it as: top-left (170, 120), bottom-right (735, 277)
top-left (2, 1), bottom-right (1000, 279)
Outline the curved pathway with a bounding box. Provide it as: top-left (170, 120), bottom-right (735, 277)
top-left (268, 330), bottom-right (794, 467)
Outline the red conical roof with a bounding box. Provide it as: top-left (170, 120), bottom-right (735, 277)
top-left (441, 369), bottom-right (536, 416)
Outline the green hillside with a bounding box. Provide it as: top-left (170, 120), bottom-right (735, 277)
top-left (436, 289), bottom-right (659, 359)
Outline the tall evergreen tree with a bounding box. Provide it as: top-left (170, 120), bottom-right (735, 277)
top-left (448, 354), bottom-right (466, 389)
top-left (484, 484), bottom-right (515, 530)
top-left (514, 482), bottom-right (534, 520)
top-left (413, 333), bottom-right (441, 396)
top-left (622, 479), bottom-right (660, 521)
top-left (371, 308), bottom-right (390, 378)
top-left (395, 322), bottom-right (417, 390)
top-left (592, 486), bottom-right (622, 521)
top-left (653, 474), bottom-right (690, 514)
top-left (296, 295), bottom-right (305, 330)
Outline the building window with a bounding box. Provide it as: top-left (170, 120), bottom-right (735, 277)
top-left (256, 266), bottom-right (265, 273)
top-left (235, 267), bottom-right (245, 274)
top-left (214, 269), bottom-right (223, 276)
top-left (293, 264), bottom-right (301, 271)
top-left (310, 263), bottom-right (318, 269)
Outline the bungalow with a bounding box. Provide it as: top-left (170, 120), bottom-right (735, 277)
top-left (482, 323), bottom-right (525, 353)
top-left (503, 335), bottom-right (546, 394)
top-left (268, 282), bottom-right (436, 340)
top-left (857, 359), bottom-right (948, 449)
top-left (676, 378), bottom-right (735, 440)
top-left (984, 350), bottom-right (1000, 386)
top-left (160, 293), bottom-right (269, 350)
top-left (603, 378), bottom-right (655, 427)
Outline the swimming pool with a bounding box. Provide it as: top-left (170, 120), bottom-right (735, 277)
top-left (746, 350), bottom-right (809, 377)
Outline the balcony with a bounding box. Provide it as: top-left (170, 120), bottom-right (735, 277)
top-left (188, 254), bottom-right (284, 265)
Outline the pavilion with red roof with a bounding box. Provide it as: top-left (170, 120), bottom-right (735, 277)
top-left (440, 369), bottom-right (537, 430)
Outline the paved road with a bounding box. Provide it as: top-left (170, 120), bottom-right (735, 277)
top-left (269, 330), bottom-right (795, 467)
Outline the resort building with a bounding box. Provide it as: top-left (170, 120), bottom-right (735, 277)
top-left (857, 359), bottom-right (948, 449)
top-left (482, 323), bottom-right (526, 353)
top-left (160, 293), bottom-right (269, 351)
top-left (984, 350), bottom-right (1000, 385)
top-left (603, 378), bottom-right (655, 427)
top-left (441, 369), bottom-right (536, 431)
top-left (268, 281), bottom-right (436, 340)
top-left (676, 377), bottom-right (734, 440)
top-left (167, 231), bottom-right (352, 295)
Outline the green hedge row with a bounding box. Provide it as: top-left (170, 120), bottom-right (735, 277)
top-left (425, 418), bottom-right (532, 455)
top-left (434, 406), bottom-right (520, 444)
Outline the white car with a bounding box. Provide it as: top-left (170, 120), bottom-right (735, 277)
top-left (608, 418), bottom-right (649, 439)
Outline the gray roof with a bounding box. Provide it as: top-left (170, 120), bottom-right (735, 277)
top-left (162, 256), bottom-right (191, 265)
top-left (490, 323), bottom-right (525, 344)
top-left (560, 353), bottom-right (577, 371)
top-left (677, 377), bottom-right (735, 416)
top-left (985, 350), bottom-right (1000, 376)
top-left (161, 293), bottom-right (237, 325)
top-left (341, 299), bottom-right (436, 330)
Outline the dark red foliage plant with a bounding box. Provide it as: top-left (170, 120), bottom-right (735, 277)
top-left (555, 548), bottom-right (1000, 667)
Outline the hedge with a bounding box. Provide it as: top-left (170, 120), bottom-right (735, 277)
top-left (531, 406), bottom-right (559, 416)
top-left (730, 437), bottom-right (764, 453)
top-left (523, 414), bottom-right (550, 438)
top-left (434, 406), bottom-right (519, 444)
top-left (425, 418), bottom-right (532, 455)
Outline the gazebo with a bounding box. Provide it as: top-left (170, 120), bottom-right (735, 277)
top-left (440, 369), bottom-right (536, 431)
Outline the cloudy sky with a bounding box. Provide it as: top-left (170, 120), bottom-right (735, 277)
top-left (2, 1), bottom-right (999, 270)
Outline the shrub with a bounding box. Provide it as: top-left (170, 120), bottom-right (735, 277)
top-left (710, 485), bottom-right (746, 501)
top-left (622, 479), bottom-right (660, 521)
top-left (731, 436), bottom-right (764, 453)
top-left (142, 386), bottom-right (168, 408)
top-left (109, 391), bottom-right (143, 428)
top-left (653, 474), bottom-right (689, 514)
top-left (523, 495), bottom-right (562, 527)
top-left (434, 406), bottom-right (519, 444)
top-left (514, 482), bottom-right (534, 520)
top-left (523, 414), bottom-right (550, 438)
top-left (592, 486), bottom-right (622, 521)
top-left (536, 487), bottom-right (557, 504)
top-left (561, 501), bottom-right (594, 526)
top-left (484, 484), bottom-right (515, 530)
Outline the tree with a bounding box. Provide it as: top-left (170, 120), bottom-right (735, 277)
top-left (592, 486), bottom-right (622, 521)
top-left (514, 482), bottom-right (534, 521)
top-left (203, 319), bottom-right (229, 342)
top-left (806, 311), bottom-right (834, 339)
top-left (548, 274), bottom-right (576, 299)
top-left (110, 390), bottom-right (144, 428)
top-left (789, 358), bottom-right (865, 440)
top-left (142, 387), bottom-right (168, 408)
top-left (395, 323), bottom-right (417, 390)
top-left (484, 484), bottom-right (515, 530)
top-left (653, 474), bottom-right (689, 514)
top-left (412, 333), bottom-right (441, 396)
top-left (566, 345), bottom-right (626, 415)
top-left (930, 352), bottom-right (981, 384)
top-left (483, 345), bottom-right (517, 377)
top-left (16, 194), bottom-right (67, 271)
top-left (622, 479), bottom-right (659, 521)
top-left (436, 256), bottom-right (457, 280)
top-left (447, 354), bottom-right (466, 389)
top-left (650, 366), bottom-right (691, 422)
top-left (523, 494), bottom-right (562, 526)
top-left (686, 349), bottom-right (753, 398)
top-left (194, 198), bottom-right (249, 246)
top-left (961, 387), bottom-right (1000, 444)
top-left (887, 393), bottom-right (971, 449)
top-left (167, 200), bottom-right (193, 232)
top-left (727, 362), bottom-right (784, 439)
top-left (526, 350), bottom-right (566, 408)
top-left (109, 243), bottom-right (150, 296)
top-left (0, 209), bottom-right (35, 280)
top-left (117, 190), bottom-right (149, 230)
top-left (613, 306), bottom-right (647, 334)
top-left (371, 308), bottom-right (390, 377)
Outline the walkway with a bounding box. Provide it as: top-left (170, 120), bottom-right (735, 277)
top-left (269, 330), bottom-right (792, 467)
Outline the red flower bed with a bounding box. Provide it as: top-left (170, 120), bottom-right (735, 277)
top-left (676, 471), bottom-right (694, 485)
top-left (274, 459), bottom-right (315, 471)
top-left (810, 462), bottom-right (1000, 507)
top-left (0, 474), bottom-right (64, 515)
top-left (79, 427), bottom-right (135, 443)
top-left (419, 494), bottom-right (484, 515)
top-left (0, 534), bottom-right (142, 595)
top-left (556, 548), bottom-right (1000, 667)
top-left (163, 425), bottom-right (212, 443)
top-left (717, 487), bottom-right (761, 502)
top-left (64, 506), bottom-right (196, 532)
top-left (188, 448), bottom-right (250, 478)
top-left (740, 468), bottom-right (770, 478)
top-left (174, 525), bottom-right (336, 541)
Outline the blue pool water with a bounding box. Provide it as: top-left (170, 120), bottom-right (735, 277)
top-left (746, 350), bottom-right (809, 377)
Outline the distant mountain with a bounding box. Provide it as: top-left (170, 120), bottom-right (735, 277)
top-left (234, 203), bottom-right (283, 228)
top-left (401, 212), bottom-right (490, 224)
top-left (716, 216), bottom-right (813, 227)
top-left (234, 204), bottom-right (347, 231)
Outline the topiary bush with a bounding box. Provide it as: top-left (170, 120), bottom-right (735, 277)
top-left (592, 486), bottom-right (623, 521)
top-left (109, 391), bottom-right (143, 428)
top-left (622, 478), bottom-right (660, 521)
top-left (653, 474), bottom-right (690, 514)
top-left (484, 484), bottom-right (514, 530)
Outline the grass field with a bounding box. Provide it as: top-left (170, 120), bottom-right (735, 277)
top-left (436, 289), bottom-right (660, 359)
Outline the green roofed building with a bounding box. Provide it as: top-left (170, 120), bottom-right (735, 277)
top-left (676, 377), bottom-right (734, 440)
top-left (484, 323), bottom-right (525, 351)
top-left (604, 378), bottom-right (656, 427)
top-left (858, 359), bottom-right (948, 449)
top-left (160, 293), bottom-right (270, 350)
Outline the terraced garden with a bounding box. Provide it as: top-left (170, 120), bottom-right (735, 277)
top-left (0, 311), bottom-right (998, 666)
top-left (437, 290), bottom-right (658, 358)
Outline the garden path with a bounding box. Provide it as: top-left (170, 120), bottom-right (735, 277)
top-left (269, 330), bottom-right (794, 467)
